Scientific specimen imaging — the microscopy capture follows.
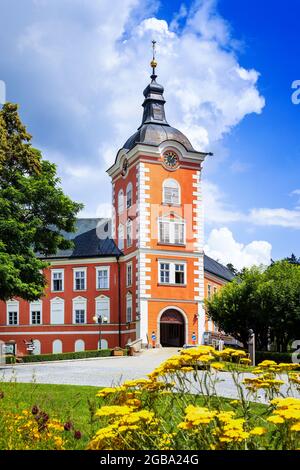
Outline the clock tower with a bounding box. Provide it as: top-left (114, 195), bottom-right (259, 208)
top-left (107, 43), bottom-right (211, 347)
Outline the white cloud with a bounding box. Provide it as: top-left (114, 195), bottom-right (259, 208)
top-left (204, 227), bottom-right (272, 270)
top-left (249, 208), bottom-right (300, 229)
top-left (203, 179), bottom-right (300, 229)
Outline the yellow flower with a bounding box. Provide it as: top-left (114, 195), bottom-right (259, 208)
top-left (210, 362), bottom-right (225, 370)
top-left (96, 405), bottom-right (133, 417)
top-left (250, 427), bottom-right (267, 436)
top-left (291, 422), bottom-right (300, 432)
top-left (267, 415), bottom-right (285, 424)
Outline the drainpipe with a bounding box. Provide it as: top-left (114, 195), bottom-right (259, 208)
top-left (117, 255), bottom-right (122, 347)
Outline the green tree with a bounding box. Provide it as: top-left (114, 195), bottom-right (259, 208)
top-left (206, 262), bottom-right (300, 351)
top-left (0, 103), bottom-right (83, 301)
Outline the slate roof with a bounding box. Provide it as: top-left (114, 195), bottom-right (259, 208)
top-left (44, 218), bottom-right (122, 259)
top-left (204, 255), bottom-right (235, 282)
top-left (43, 219), bottom-right (234, 281)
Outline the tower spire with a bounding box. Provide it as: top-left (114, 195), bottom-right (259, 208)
top-left (138, 40), bottom-right (169, 128)
top-left (150, 39), bottom-right (157, 79)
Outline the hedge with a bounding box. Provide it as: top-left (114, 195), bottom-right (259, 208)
top-left (17, 348), bottom-right (116, 363)
top-left (255, 351), bottom-right (296, 364)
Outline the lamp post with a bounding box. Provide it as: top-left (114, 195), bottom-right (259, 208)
top-left (93, 315), bottom-right (108, 350)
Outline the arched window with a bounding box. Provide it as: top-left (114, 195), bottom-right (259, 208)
top-left (75, 339), bottom-right (85, 352)
top-left (126, 219), bottom-right (132, 247)
top-left (98, 339), bottom-right (108, 349)
top-left (32, 339), bottom-right (41, 355)
top-left (118, 189), bottom-right (124, 214)
top-left (126, 182), bottom-right (133, 209)
top-left (118, 224), bottom-right (124, 250)
top-left (52, 339), bottom-right (62, 354)
top-left (163, 179), bottom-right (180, 205)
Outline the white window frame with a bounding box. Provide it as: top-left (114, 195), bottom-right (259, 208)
top-left (30, 300), bottom-right (42, 325)
top-left (118, 224), bottom-right (124, 250)
top-left (126, 261), bottom-right (133, 287)
top-left (126, 219), bottom-right (132, 248)
top-left (163, 178), bottom-right (181, 205)
top-left (72, 296), bottom-right (87, 324)
top-left (95, 295), bottom-right (110, 323)
top-left (126, 182), bottom-right (133, 209)
top-left (118, 189), bottom-right (124, 214)
top-left (73, 267), bottom-right (87, 291)
top-left (50, 297), bottom-right (65, 325)
top-left (158, 216), bottom-right (186, 245)
top-left (51, 269), bottom-right (64, 292)
top-left (126, 293), bottom-right (132, 323)
top-left (96, 266), bottom-right (110, 290)
top-left (7, 300), bottom-right (19, 326)
top-left (158, 260), bottom-right (187, 285)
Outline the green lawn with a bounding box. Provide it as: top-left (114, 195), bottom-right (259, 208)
top-left (0, 381), bottom-right (268, 449)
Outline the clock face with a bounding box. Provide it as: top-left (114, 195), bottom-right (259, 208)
top-left (163, 151), bottom-right (179, 169)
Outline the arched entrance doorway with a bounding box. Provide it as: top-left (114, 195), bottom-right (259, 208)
top-left (160, 309), bottom-right (185, 347)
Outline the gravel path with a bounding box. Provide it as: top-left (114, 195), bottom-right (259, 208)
top-left (1, 348), bottom-right (299, 403)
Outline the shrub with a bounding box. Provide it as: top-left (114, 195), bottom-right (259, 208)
top-left (255, 351), bottom-right (296, 364)
top-left (20, 349), bottom-right (113, 363)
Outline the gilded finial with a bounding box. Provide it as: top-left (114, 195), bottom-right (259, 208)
top-left (150, 40), bottom-right (157, 76)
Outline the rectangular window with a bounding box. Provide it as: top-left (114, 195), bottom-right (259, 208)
top-left (159, 261), bottom-right (186, 285)
top-left (126, 221), bottom-right (132, 247)
top-left (50, 299), bottom-right (64, 325)
top-left (30, 301), bottom-right (42, 325)
top-left (8, 311), bottom-right (18, 325)
top-left (74, 269), bottom-right (86, 291)
top-left (159, 221), bottom-right (170, 243)
top-left (52, 270), bottom-right (64, 292)
top-left (160, 263), bottom-right (170, 284)
top-left (126, 188), bottom-right (132, 208)
top-left (208, 284), bottom-right (211, 299)
top-left (175, 264), bottom-right (185, 285)
top-left (96, 297), bottom-right (110, 323)
top-left (126, 295), bottom-right (132, 323)
top-left (97, 267), bottom-right (110, 289)
top-left (214, 286), bottom-right (217, 295)
top-left (7, 301), bottom-right (19, 326)
top-left (159, 220), bottom-right (185, 245)
top-left (174, 223), bottom-right (185, 244)
top-left (75, 309), bottom-right (85, 324)
top-left (126, 262), bottom-right (132, 287)
top-left (31, 310), bottom-right (41, 325)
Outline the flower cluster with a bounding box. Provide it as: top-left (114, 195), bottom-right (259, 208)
top-left (1, 405), bottom-right (82, 450)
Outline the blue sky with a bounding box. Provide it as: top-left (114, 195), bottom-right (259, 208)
top-left (0, 0), bottom-right (299, 268)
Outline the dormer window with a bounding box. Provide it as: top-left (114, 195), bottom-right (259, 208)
top-left (163, 179), bottom-right (180, 205)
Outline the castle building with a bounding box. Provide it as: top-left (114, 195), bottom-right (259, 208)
top-left (0, 54), bottom-right (234, 356)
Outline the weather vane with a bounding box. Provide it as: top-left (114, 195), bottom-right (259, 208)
top-left (150, 39), bottom-right (157, 76)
